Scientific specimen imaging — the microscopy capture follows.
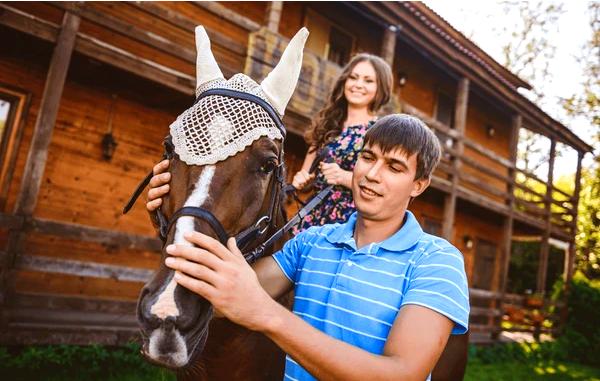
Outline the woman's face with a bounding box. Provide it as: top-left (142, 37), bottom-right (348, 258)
top-left (344, 60), bottom-right (378, 109)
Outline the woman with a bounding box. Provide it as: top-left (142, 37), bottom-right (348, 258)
top-left (291, 53), bottom-right (392, 232)
top-left (145, 53), bottom-right (393, 232)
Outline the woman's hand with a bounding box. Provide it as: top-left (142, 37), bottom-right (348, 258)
top-left (320, 162), bottom-right (352, 188)
top-left (146, 159), bottom-right (171, 213)
top-left (291, 169), bottom-right (315, 190)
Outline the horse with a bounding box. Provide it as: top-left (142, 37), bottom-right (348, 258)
top-left (130, 25), bottom-right (468, 381)
top-left (132, 26), bottom-right (308, 380)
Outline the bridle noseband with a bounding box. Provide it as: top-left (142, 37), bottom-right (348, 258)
top-left (123, 89), bottom-right (331, 263)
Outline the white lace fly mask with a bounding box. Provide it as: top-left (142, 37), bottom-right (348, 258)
top-left (170, 75), bottom-right (284, 165)
top-left (170, 26), bottom-right (309, 166)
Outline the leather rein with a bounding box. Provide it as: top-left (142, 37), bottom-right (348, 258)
top-left (123, 89), bottom-right (331, 263)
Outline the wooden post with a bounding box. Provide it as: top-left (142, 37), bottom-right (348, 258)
top-left (381, 25), bottom-right (397, 67)
top-left (499, 114), bottom-right (520, 293)
top-left (537, 138), bottom-right (556, 294)
top-left (264, 1), bottom-right (283, 33)
top-left (0, 11), bottom-right (80, 306)
top-left (442, 78), bottom-right (469, 240)
top-left (493, 114), bottom-right (520, 340)
top-left (565, 151), bottom-right (583, 283)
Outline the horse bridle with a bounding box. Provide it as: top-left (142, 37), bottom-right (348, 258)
top-left (123, 88), bottom-right (332, 263)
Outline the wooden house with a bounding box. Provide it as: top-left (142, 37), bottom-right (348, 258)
top-left (0, 2), bottom-right (592, 345)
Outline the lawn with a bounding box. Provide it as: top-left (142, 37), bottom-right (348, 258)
top-left (466, 360), bottom-right (600, 381)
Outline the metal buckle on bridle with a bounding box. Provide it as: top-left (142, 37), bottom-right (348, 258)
top-left (254, 215), bottom-right (271, 235)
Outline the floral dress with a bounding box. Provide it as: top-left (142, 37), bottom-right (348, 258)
top-left (294, 121), bottom-right (375, 234)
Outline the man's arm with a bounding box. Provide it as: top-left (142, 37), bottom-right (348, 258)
top-left (165, 232), bottom-right (453, 381)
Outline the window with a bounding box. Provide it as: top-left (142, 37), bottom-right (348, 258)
top-left (327, 26), bottom-right (353, 66)
top-left (472, 239), bottom-right (497, 290)
top-left (0, 85), bottom-right (30, 211)
top-left (304, 9), bottom-right (355, 66)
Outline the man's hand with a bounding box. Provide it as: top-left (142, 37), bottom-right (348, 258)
top-left (320, 162), bottom-right (352, 188)
top-left (291, 169), bottom-right (315, 190)
top-left (146, 159), bottom-right (171, 212)
top-left (165, 232), bottom-right (279, 331)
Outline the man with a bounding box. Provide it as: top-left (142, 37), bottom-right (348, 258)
top-left (148, 114), bottom-right (469, 380)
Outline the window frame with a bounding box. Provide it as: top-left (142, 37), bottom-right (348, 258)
top-left (0, 84), bottom-right (31, 212)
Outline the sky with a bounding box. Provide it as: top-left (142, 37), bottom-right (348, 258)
top-left (423, 0), bottom-right (596, 179)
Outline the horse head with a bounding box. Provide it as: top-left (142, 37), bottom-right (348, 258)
top-left (136, 26), bottom-right (308, 370)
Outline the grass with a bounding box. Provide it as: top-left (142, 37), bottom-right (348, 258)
top-left (465, 359), bottom-right (600, 381)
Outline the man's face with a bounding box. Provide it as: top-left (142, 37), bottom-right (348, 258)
top-left (352, 143), bottom-right (430, 222)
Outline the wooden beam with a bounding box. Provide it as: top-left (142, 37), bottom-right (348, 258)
top-left (0, 4), bottom-right (195, 95)
top-left (52, 2), bottom-right (197, 62)
top-left (0, 324), bottom-right (138, 346)
top-left (194, 1), bottom-right (260, 31)
top-left (0, 3), bottom-right (58, 41)
top-left (131, 2), bottom-right (247, 57)
top-left (15, 254), bottom-right (154, 283)
top-left (537, 138), bottom-right (556, 294)
top-left (566, 151), bottom-right (584, 284)
top-left (381, 25), bottom-right (397, 66)
top-left (75, 33), bottom-right (195, 95)
top-left (264, 1), bottom-right (283, 33)
top-left (1, 11), bottom-right (80, 310)
top-left (10, 293), bottom-right (137, 315)
top-left (442, 78), bottom-right (469, 241)
top-left (14, 12), bottom-right (80, 216)
top-left (30, 217), bottom-right (162, 252)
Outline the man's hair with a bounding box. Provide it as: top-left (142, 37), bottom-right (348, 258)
top-left (363, 114), bottom-right (442, 180)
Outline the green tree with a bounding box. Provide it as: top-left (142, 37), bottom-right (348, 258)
top-left (560, 2), bottom-right (600, 279)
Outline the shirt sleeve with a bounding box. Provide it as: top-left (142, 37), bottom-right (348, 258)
top-left (401, 245), bottom-right (470, 334)
top-left (271, 229), bottom-right (311, 283)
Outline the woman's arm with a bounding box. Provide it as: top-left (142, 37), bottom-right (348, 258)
top-left (291, 148), bottom-right (317, 190)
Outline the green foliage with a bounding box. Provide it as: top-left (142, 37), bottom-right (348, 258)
top-left (508, 240), bottom-right (564, 294)
top-left (556, 272), bottom-right (600, 366)
top-left (0, 343), bottom-right (175, 381)
top-left (575, 163), bottom-right (600, 279)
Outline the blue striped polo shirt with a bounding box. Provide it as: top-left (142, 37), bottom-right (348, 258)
top-left (272, 211), bottom-right (469, 381)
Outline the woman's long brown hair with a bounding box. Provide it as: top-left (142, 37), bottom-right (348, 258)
top-left (305, 53), bottom-right (393, 151)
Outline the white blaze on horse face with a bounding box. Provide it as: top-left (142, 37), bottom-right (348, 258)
top-left (150, 165), bottom-right (216, 320)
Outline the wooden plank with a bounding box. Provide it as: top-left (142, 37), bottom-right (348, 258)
top-left (130, 2), bottom-right (247, 57)
top-left (75, 32), bottom-right (195, 94)
top-left (0, 3), bottom-right (59, 42)
top-left (194, 1), bottom-right (260, 31)
top-left (30, 218), bottom-right (162, 252)
top-left (10, 293), bottom-right (137, 315)
top-left (15, 254), bottom-right (154, 283)
top-left (264, 1), bottom-right (283, 33)
top-left (456, 186), bottom-right (511, 217)
top-left (52, 2), bottom-right (196, 62)
top-left (6, 307), bottom-right (137, 328)
top-left (401, 101), bottom-right (460, 139)
top-left (460, 171), bottom-right (510, 201)
top-left (0, 324), bottom-right (138, 345)
top-left (463, 138), bottom-right (514, 169)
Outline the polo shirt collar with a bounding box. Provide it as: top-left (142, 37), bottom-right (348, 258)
top-left (325, 211), bottom-right (424, 252)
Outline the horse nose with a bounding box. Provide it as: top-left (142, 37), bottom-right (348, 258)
top-left (137, 287), bottom-right (161, 329)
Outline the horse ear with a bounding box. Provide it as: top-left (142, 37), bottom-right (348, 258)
top-left (195, 26), bottom-right (224, 92)
top-left (260, 28), bottom-right (309, 116)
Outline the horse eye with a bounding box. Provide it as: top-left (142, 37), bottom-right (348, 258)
top-left (260, 159), bottom-right (277, 174)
